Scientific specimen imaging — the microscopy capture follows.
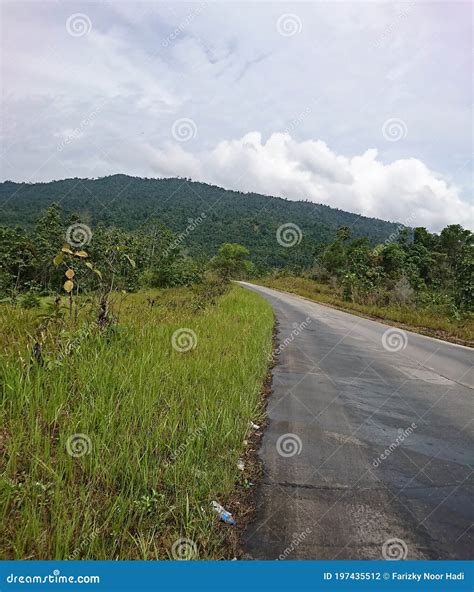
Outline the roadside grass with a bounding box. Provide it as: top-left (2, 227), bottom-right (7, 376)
top-left (0, 285), bottom-right (273, 559)
top-left (256, 276), bottom-right (473, 345)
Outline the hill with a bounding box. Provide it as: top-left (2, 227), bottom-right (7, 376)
top-left (0, 175), bottom-right (403, 266)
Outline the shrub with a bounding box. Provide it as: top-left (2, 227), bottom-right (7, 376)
top-left (20, 292), bottom-right (41, 309)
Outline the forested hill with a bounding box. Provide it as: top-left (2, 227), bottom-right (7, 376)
top-left (0, 175), bottom-right (402, 264)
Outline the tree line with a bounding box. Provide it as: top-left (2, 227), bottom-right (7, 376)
top-left (0, 203), bottom-right (253, 306)
top-left (1, 202), bottom-right (472, 316)
top-left (303, 224), bottom-right (473, 314)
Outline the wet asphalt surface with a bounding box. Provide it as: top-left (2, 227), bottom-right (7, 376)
top-left (239, 283), bottom-right (473, 560)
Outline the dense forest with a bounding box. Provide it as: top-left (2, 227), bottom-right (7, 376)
top-left (0, 197), bottom-right (471, 319)
top-left (291, 224), bottom-right (473, 314)
top-left (0, 176), bottom-right (472, 323)
top-left (0, 175), bottom-right (403, 268)
top-left (0, 201), bottom-right (259, 303)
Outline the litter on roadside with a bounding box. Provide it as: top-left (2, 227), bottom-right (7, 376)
top-left (250, 421), bottom-right (260, 430)
top-left (211, 501), bottom-right (236, 525)
top-left (237, 459), bottom-right (245, 471)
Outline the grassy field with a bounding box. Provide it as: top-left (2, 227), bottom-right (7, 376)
top-left (256, 276), bottom-right (473, 345)
top-left (0, 285), bottom-right (273, 559)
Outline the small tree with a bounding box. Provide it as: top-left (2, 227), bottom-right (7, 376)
top-left (336, 226), bottom-right (351, 243)
top-left (53, 244), bottom-right (97, 319)
top-left (34, 203), bottom-right (64, 291)
top-left (210, 243), bottom-right (251, 281)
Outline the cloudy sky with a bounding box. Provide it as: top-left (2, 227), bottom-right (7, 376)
top-left (1, 1), bottom-right (472, 230)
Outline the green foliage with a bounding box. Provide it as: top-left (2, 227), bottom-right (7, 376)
top-left (1, 186), bottom-right (471, 315)
top-left (0, 206), bottom-right (202, 297)
top-left (191, 274), bottom-right (230, 311)
top-left (210, 243), bottom-right (251, 281)
top-left (0, 286), bottom-right (273, 559)
top-left (315, 225), bottom-right (473, 313)
top-left (336, 225), bottom-right (351, 242)
top-left (259, 276), bottom-right (473, 344)
top-left (0, 175), bottom-right (405, 268)
top-left (20, 291), bottom-right (41, 309)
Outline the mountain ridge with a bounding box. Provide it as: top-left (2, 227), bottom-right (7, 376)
top-left (0, 174), bottom-right (405, 266)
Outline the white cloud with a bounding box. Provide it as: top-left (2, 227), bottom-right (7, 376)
top-left (149, 132), bottom-right (472, 231)
top-left (1, 1), bottom-right (472, 232)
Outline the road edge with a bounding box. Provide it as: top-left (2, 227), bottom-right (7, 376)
top-left (241, 281), bottom-right (473, 350)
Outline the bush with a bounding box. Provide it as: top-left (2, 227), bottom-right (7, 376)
top-left (191, 274), bottom-right (230, 310)
top-left (20, 292), bottom-right (41, 309)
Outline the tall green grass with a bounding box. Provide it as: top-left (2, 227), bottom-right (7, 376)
top-left (0, 285), bottom-right (273, 559)
top-left (257, 276), bottom-right (473, 344)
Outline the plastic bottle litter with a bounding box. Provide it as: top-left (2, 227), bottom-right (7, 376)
top-left (250, 421), bottom-right (260, 430)
top-left (211, 501), bottom-right (236, 525)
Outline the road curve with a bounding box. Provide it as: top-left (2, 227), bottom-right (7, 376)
top-left (239, 282), bottom-right (473, 560)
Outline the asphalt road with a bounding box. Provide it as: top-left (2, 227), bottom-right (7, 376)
top-left (239, 282), bottom-right (473, 560)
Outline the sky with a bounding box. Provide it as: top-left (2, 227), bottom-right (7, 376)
top-left (1, 0), bottom-right (472, 231)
